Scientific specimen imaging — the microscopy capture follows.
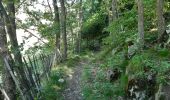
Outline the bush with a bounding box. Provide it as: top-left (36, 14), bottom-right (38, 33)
top-left (41, 70), bottom-right (66, 100)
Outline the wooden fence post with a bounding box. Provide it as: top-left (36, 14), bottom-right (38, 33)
top-left (23, 57), bottom-right (35, 98)
top-left (33, 55), bottom-right (41, 90)
top-left (0, 88), bottom-right (10, 100)
top-left (27, 56), bottom-right (40, 94)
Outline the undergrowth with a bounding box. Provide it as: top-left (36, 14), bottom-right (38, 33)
top-left (66, 55), bottom-right (81, 67)
top-left (81, 44), bottom-right (170, 99)
top-left (40, 69), bottom-right (66, 100)
top-left (81, 63), bottom-right (128, 100)
top-left (40, 55), bottom-right (82, 100)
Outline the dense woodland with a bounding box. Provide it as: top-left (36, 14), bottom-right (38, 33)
top-left (0, 0), bottom-right (170, 100)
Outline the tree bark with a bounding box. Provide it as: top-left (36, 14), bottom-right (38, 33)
top-left (53, 0), bottom-right (60, 49)
top-left (53, 0), bottom-right (63, 63)
top-left (69, 23), bottom-right (74, 53)
top-left (76, 0), bottom-right (83, 53)
top-left (112, 0), bottom-right (117, 21)
top-left (0, 13), bottom-right (16, 100)
top-left (137, 0), bottom-right (144, 49)
top-left (6, 0), bottom-right (31, 92)
top-left (157, 0), bottom-right (165, 43)
top-left (0, 0), bottom-right (32, 98)
top-left (59, 0), bottom-right (67, 60)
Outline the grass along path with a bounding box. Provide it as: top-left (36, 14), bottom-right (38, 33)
top-left (41, 54), bottom-right (94, 100)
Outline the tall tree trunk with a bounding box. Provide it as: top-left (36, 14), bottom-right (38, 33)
top-left (157, 0), bottom-right (165, 43)
top-left (112, 0), bottom-right (117, 21)
top-left (76, 0), bottom-right (83, 53)
top-left (53, 0), bottom-right (62, 63)
top-left (137, 0), bottom-right (144, 49)
top-left (156, 2), bottom-right (170, 99)
top-left (0, 13), bottom-right (16, 100)
top-left (69, 24), bottom-right (74, 53)
top-left (59, 0), bottom-right (67, 60)
top-left (53, 0), bottom-right (60, 49)
top-left (79, 0), bottom-right (83, 53)
top-left (6, 0), bottom-right (31, 92)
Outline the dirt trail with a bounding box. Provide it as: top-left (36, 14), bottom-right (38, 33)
top-left (62, 60), bottom-right (87, 100)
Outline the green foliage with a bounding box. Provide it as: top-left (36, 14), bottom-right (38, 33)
top-left (81, 63), bottom-right (128, 99)
top-left (128, 54), bottom-right (144, 75)
top-left (81, 12), bottom-right (108, 40)
top-left (41, 70), bottom-right (66, 100)
top-left (83, 0), bottom-right (102, 20)
top-left (66, 55), bottom-right (81, 67)
top-left (143, 0), bottom-right (156, 30)
top-left (144, 31), bottom-right (158, 43)
top-left (126, 47), bottom-right (170, 77)
top-left (157, 48), bottom-right (170, 58)
top-left (39, 23), bottom-right (59, 40)
top-left (82, 65), bottom-right (117, 99)
top-left (103, 9), bottom-right (137, 48)
top-left (98, 49), bottom-right (128, 72)
top-left (24, 44), bottom-right (53, 56)
top-left (119, 74), bottom-right (128, 92)
top-left (96, 45), bottom-right (115, 60)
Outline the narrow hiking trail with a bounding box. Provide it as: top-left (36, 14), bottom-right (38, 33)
top-left (62, 59), bottom-right (88, 100)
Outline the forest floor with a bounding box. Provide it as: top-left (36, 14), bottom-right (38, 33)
top-left (62, 59), bottom-right (88, 100)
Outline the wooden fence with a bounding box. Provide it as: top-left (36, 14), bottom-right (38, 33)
top-left (0, 53), bottom-right (55, 100)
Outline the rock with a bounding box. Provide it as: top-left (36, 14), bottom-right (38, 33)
top-left (106, 68), bottom-right (121, 82)
top-left (155, 83), bottom-right (170, 100)
top-left (127, 78), bottom-right (148, 99)
top-left (58, 78), bottom-right (64, 83)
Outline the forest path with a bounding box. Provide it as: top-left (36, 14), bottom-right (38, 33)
top-left (62, 59), bottom-right (88, 100)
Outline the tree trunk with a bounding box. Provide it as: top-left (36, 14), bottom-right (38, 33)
top-left (112, 0), bottom-right (117, 21)
top-left (59, 0), bottom-right (67, 60)
top-left (0, 0), bottom-right (32, 98)
top-left (53, 0), bottom-right (63, 63)
top-left (0, 13), bottom-right (16, 100)
top-left (157, 0), bottom-right (165, 43)
top-left (137, 0), bottom-right (144, 49)
top-left (79, 0), bottom-right (83, 53)
top-left (53, 0), bottom-right (60, 49)
top-left (70, 25), bottom-right (74, 53)
top-left (6, 0), bottom-right (31, 94)
top-left (76, 0), bottom-right (83, 53)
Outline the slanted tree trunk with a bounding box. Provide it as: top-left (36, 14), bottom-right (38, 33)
top-left (157, 0), bottom-right (165, 43)
top-left (59, 0), bottom-right (67, 60)
top-left (6, 0), bottom-right (31, 93)
top-left (0, 0), bottom-right (32, 98)
top-left (137, 0), bottom-right (144, 49)
top-left (0, 13), bottom-right (16, 100)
